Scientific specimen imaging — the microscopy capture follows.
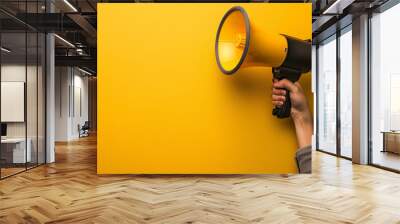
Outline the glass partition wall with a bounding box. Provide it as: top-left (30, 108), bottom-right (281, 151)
top-left (0, 2), bottom-right (46, 179)
top-left (316, 25), bottom-right (353, 159)
top-left (0, 30), bottom-right (27, 177)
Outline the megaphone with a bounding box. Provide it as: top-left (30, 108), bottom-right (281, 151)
top-left (215, 6), bottom-right (311, 118)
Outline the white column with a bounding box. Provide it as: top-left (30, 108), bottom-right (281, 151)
top-left (352, 14), bottom-right (369, 164)
top-left (46, 32), bottom-right (55, 163)
top-left (45, 0), bottom-right (56, 163)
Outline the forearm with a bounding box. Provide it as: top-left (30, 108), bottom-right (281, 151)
top-left (292, 110), bottom-right (313, 149)
top-left (293, 111), bottom-right (313, 173)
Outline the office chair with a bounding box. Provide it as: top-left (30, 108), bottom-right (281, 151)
top-left (79, 121), bottom-right (90, 138)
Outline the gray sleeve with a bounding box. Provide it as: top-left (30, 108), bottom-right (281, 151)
top-left (295, 145), bottom-right (311, 174)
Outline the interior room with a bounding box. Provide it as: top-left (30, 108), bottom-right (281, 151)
top-left (0, 0), bottom-right (399, 223)
top-left (0, 12), bottom-right (46, 178)
top-left (314, 0), bottom-right (400, 171)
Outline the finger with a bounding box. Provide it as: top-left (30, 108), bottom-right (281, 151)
top-left (272, 95), bottom-right (285, 101)
top-left (272, 100), bottom-right (283, 106)
top-left (273, 79), bottom-right (297, 93)
top-left (272, 88), bottom-right (286, 96)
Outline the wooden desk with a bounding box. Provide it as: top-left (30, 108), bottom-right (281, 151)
top-left (1, 138), bottom-right (31, 164)
top-left (381, 131), bottom-right (400, 154)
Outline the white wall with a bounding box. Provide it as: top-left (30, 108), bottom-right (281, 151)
top-left (72, 73), bottom-right (89, 138)
top-left (55, 67), bottom-right (89, 141)
top-left (1, 65), bottom-right (37, 138)
top-left (1, 65), bottom-right (26, 138)
top-left (1, 63), bottom-right (46, 164)
top-left (1, 82), bottom-right (25, 122)
top-left (55, 67), bottom-right (70, 141)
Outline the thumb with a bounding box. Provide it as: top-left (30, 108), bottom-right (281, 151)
top-left (273, 79), bottom-right (297, 93)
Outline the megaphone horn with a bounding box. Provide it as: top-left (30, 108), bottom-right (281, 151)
top-left (215, 6), bottom-right (311, 118)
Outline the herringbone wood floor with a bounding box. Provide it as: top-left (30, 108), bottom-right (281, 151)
top-left (1, 135), bottom-right (400, 224)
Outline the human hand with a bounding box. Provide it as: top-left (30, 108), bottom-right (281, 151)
top-left (272, 79), bottom-right (313, 148)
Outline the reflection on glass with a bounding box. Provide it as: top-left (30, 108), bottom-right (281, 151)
top-left (339, 28), bottom-right (352, 158)
top-left (371, 3), bottom-right (400, 171)
top-left (0, 1), bottom-right (47, 179)
top-left (317, 36), bottom-right (337, 154)
top-left (1, 32), bottom-right (27, 177)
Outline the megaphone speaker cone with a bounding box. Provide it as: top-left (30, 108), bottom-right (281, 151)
top-left (215, 6), bottom-right (250, 75)
top-left (215, 6), bottom-right (289, 75)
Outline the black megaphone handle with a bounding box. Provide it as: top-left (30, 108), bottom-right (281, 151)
top-left (272, 79), bottom-right (292, 118)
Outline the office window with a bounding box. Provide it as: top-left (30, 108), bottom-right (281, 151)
top-left (370, 3), bottom-right (400, 171)
top-left (339, 27), bottom-right (352, 158)
top-left (317, 35), bottom-right (337, 154)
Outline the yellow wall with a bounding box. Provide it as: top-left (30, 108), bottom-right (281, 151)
top-left (98, 3), bottom-right (312, 174)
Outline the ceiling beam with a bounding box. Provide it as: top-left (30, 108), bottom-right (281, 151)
top-left (55, 55), bottom-right (96, 71)
top-left (67, 13), bottom-right (97, 39)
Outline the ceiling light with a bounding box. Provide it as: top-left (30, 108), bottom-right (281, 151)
top-left (76, 48), bottom-right (85, 55)
top-left (78, 67), bottom-right (94, 76)
top-left (54, 34), bottom-right (75, 48)
top-left (63, 0), bottom-right (78, 12)
top-left (322, 0), bottom-right (355, 15)
top-left (1, 47), bottom-right (11, 53)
